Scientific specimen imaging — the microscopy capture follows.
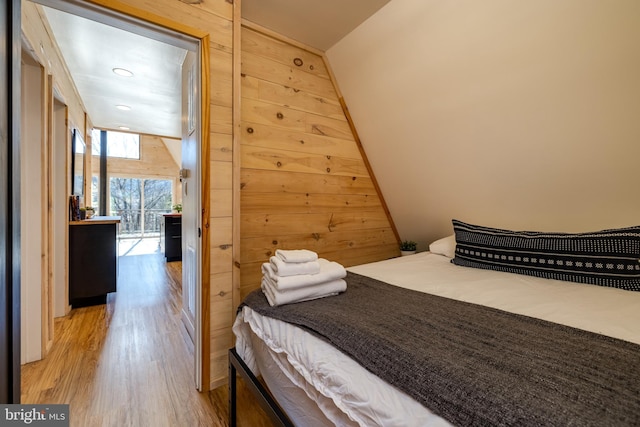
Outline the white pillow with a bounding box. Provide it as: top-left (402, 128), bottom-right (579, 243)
top-left (428, 235), bottom-right (456, 258)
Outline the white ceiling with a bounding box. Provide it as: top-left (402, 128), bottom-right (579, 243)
top-left (40, 0), bottom-right (390, 138)
top-left (242, 0), bottom-right (390, 51)
top-left (43, 6), bottom-right (187, 138)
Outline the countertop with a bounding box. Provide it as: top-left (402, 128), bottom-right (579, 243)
top-left (69, 216), bottom-right (121, 225)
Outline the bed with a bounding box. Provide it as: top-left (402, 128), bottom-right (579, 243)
top-left (230, 221), bottom-right (640, 426)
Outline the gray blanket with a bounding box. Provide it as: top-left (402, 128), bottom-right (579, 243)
top-left (241, 272), bottom-right (640, 426)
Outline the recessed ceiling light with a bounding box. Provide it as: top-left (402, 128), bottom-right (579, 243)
top-left (112, 67), bottom-right (133, 77)
top-left (118, 126), bottom-right (130, 131)
top-left (116, 105), bottom-right (131, 111)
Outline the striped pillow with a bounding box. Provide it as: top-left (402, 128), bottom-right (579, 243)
top-left (451, 219), bottom-right (640, 291)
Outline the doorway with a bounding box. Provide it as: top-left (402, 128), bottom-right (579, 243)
top-left (24, 0), bottom-right (207, 391)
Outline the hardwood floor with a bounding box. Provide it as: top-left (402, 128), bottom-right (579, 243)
top-left (21, 252), bottom-right (274, 427)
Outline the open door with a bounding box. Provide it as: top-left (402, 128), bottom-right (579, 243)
top-left (181, 50), bottom-right (203, 390)
top-left (1, 0), bottom-right (21, 404)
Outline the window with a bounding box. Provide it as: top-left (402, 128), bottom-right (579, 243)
top-left (110, 177), bottom-right (173, 237)
top-left (91, 175), bottom-right (100, 213)
top-left (91, 129), bottom-right (140, 159)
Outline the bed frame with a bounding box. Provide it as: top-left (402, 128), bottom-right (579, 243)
top-left (228, 347), bottom-right (294, 427)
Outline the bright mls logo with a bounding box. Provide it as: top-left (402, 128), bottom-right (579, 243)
top-left (0, 405), bottom-right (69, 426)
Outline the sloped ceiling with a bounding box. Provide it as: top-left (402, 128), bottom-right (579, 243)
top-left (161, 137), bottom-right (181, 168)
top-left (42, 6), bottom-right (187, 138)
top-left (242, 0), bottom-right (390, 51)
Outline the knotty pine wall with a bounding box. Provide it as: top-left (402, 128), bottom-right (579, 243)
top-left (239, 25), bottom-right (400, 298)
top-left (90, 135), bottom-right (180, 177)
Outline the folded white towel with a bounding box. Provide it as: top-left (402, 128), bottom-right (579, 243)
top-left (270, 256), bottom-right (320, 277)
top-left (261, 276), bottom-right (346, 307)
top-left (261, 258), bottom-right (347, 291)
top-left (275, 249), bottom-right (318, 263)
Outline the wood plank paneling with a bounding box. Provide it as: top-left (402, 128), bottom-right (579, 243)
top-left (210, 217), bottom-right (232, 248)
top-left (241, 144), bottom-right (369, 177)
top-left (241, 28), bottom-right (330, 80)
top-left (241, 227), bottom-right (397, 264)
top-left (210, 47), bottom-right (233, 108)
top-left (210, 271), bottom-right (232, 300)
top-left (241, 121), bottom-right (361, 159)
top-left (210, 292), bottom-right (233, 330)
top-left (210, 104), bottom-right (233, 134)
top-left (210, 160), bottom-right (233, 189)
top-left (239, 26), bottom-right (400, 296)
top-left (241, 210), bottom-right (394, 238)
top-left (242, 75), bottom-right (344, 119)
top-left (240, 192), bottom-right (382, 214)
top-left (211, 189), bottom-right (233, 217)
top-left (241, 97), bottom-right (305, 131)
top-left (242, 50), bottom-right (336, 101)
top-left (112, 0), bottom-right (232, 47)
top-left (93, 134), bottom-right (179, 178)
top-left (241, 169), bottom-right (378, 195)
top-left (210, 132), bottom-right (232, 162)
top-left (241, 97), bottom-right (352, 139)
top-left (210, 328), bottom-right (233, 355)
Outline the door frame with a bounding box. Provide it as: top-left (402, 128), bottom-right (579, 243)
top-left (20, 46), bottom-right (49, 364)
top-left (26, 0), bottom-right (211, 390)
top-left (1, 0), bottom-right (21, 404)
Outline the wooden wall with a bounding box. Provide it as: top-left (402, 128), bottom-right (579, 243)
top-left (91, 135), bottom-right (178, 175)
top-left (239, 25), bottom-right (399, 298)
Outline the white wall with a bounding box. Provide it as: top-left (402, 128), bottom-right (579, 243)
top-left (20, 55), bottom-right (44, 363)
top-left (327, 0), bottom-right (640, 249)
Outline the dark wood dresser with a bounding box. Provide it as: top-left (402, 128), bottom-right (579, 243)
top-left (69, 216), bottom-right (120, 307)
top-left (161, 213), bottom-right (182, 262)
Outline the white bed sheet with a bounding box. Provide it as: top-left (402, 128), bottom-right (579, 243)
top-left (233, 252), bottom-right (640, 426)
